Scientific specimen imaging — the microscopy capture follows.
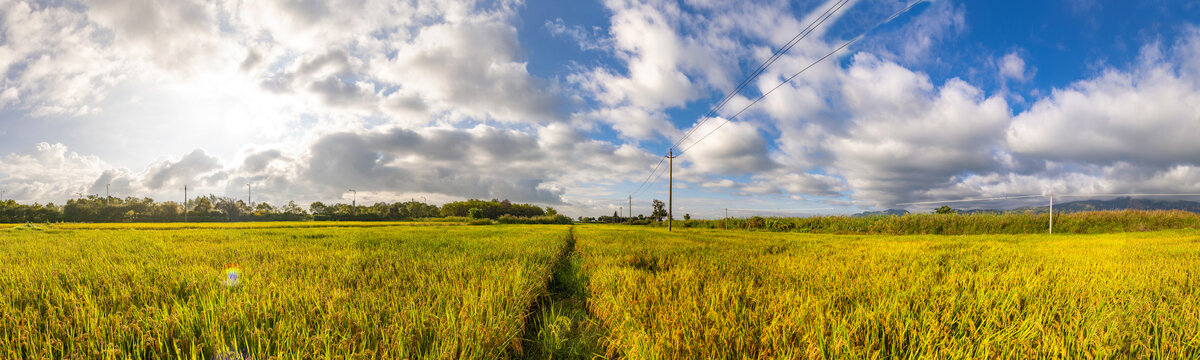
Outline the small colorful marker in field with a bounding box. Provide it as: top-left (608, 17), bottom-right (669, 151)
top-left (223, 263), bottom-right (242, 288)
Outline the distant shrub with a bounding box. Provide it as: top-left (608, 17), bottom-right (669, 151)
top-left (744, 216), bottom-right (766, 230)
top-left (468, 208), bottom-right (484, 219)
top-left (427, 216), bottom-right (471, 223)
top-left (496, 214), bottom-right (574, 225)
top-left (467, 219), bottom-right (494, 225)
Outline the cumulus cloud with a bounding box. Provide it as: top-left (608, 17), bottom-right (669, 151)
top-left (0, 1), bottom-right (121, 116)
top-left (86, 0), bottom-right (235, 74)
top-left (0, 142), bottom-right (110, 201)
top-left (546, 18), bottom-right (611, 51)
top-left (573, 106), bottom-right (680, 141)
top-left (374, 16), bottom-right (562, 123)
top-left (854, 0), bottom-right (967, 65)
top-left (825, 54), bottom-right (1012, 206)
top-left (2, 0), bottom-right (563, 126)
top-left (1007, 63), bottom-right (1200, 167)
top-left (6, 0), bottom-right (1200, 217)
top-left (998, 52), bottom-right (1031, 82)
top-left (565, 0), bottom-right (781, 138)
top-left (677, 120), bottom-right (776, 175)
top-left (142, 149), bottom-right (223, 190)
top-left (296, 124), bottom-right (643, 204)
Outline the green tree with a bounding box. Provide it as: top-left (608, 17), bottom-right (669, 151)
top-left (283, 201), bottom-right (306, 215)
top-left (684, 213), bottom-right (691, 220)
top-left (545, 207), bottom-right (557, 216)
top-left (255, 202), bottom-right (275, 213)
top-left (651, 199), bottom-right (667, 221)
top-left (935, 205), bottom-right (956, 214)
top-left (468, 208), bottom-right (484, 219)
top-left (192, 196), bottom-right (213, 214)
top-left (309, 202), bottom-right (329, 216)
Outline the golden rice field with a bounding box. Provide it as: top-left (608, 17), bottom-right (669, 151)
top-left (575, 225), bottom-right (1200, 359)
top-left (3, 222), bottom-right (1200, 359)
top-left (0, 223), bottom-right (570, 359)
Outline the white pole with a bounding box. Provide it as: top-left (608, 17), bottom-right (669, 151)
top-left (1049, 191), bottom-right (1053, 234)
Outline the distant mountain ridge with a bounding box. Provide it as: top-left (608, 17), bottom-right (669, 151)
top-left (1007, 197), bottom-right (1200, 214)
top-left (855, 197), bottom-right (1200, 217)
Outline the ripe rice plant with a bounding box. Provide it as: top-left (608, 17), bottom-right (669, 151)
top-left (0, 224), bottom-right (570, 359)
top-left (575, 225), bottom-right (1200, 358)
top-left (39, 220), bottom-right (465, 230)
top-left (677, 210), bottom-right (1200, 235)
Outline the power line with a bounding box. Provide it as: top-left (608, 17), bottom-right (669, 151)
top-left (678, 0), bottom-right (928, 156)
top-left (632, 159), bottom-right (671, 197)
top-left (670, 0), bottom-right (852, 151)
top-left (627, 0), bottom-right (855, 200)
top-left (629, 156), bottom-right (667, 196)
top-left (628, 0), bottom-right (864, 199)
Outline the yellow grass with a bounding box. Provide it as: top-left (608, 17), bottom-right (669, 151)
top-left (0, 224), bottom-right (570, 359)
top-left (575, 225), bottom-right (1200, 358)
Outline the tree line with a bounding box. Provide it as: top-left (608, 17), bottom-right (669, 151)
top-left (579, 199), bottom-right (669, 224)
top-left (0, 196), bottom-right (559, 223)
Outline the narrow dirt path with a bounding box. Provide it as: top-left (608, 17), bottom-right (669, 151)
top-left (514, 227), bottom-right (608, 359)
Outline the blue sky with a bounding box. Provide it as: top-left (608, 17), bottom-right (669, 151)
top-left (2, 0), bottom-right (1200, 218)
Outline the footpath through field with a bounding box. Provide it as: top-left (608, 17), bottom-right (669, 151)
top-left (4, 222), bottom-right (1199, 358)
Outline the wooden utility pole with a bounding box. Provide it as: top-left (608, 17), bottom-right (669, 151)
top-left (668, 149), bottom-right (676, 232)
top-left (184, 185), bottom-right (188, 223)
top-left (1049, 191), bottom-right (1054, 234)
top-left (628, 195), bottom-right (632, 221)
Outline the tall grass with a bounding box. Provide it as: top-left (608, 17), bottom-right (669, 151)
top-left (0, 224), bottom-right (570, 359)
top-left (676, 210), bottom-right (1200, 235)
top-left (575, 225), bottom-right (1200, 358)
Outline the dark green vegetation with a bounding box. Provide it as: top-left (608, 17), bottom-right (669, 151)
top-left (0, 197), bottom-right (569, 224)
top-left (440, 199), bottom-right (555, 219)
top-left (665, 210), bottom-right (1200, 235)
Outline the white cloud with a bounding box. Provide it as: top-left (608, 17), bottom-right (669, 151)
top-left (0, 142), bottom-right (109, 202)
top-left (999, 52), bottom-right (1029, 82)
top-left (0, 1), bottom-right (122, 116)
top-left (573, 106), bottom-right (680, 141)
top-left (375, 16), bottom-right (562, 123)
top-left (6, 0), bottom-right (1200, 217)
top-left (677, 119), bottom-right (776, 175)
top-left (0, 121), bottom-right (667, 211)
top-left (1007, 64), bottom-right (1200, 166)
top-left (826, 54), bottom-right (1012, 206)
top-left (545, 18), bottom-right (611, 51)
top-left (575, 0), bottom-right (698, 110)
top-left (86, 0), bottom-right (236, 75)
top-left (852, 0), bottom-right (967, 65)
top-left (142, 149), bottom-right (223, 190)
